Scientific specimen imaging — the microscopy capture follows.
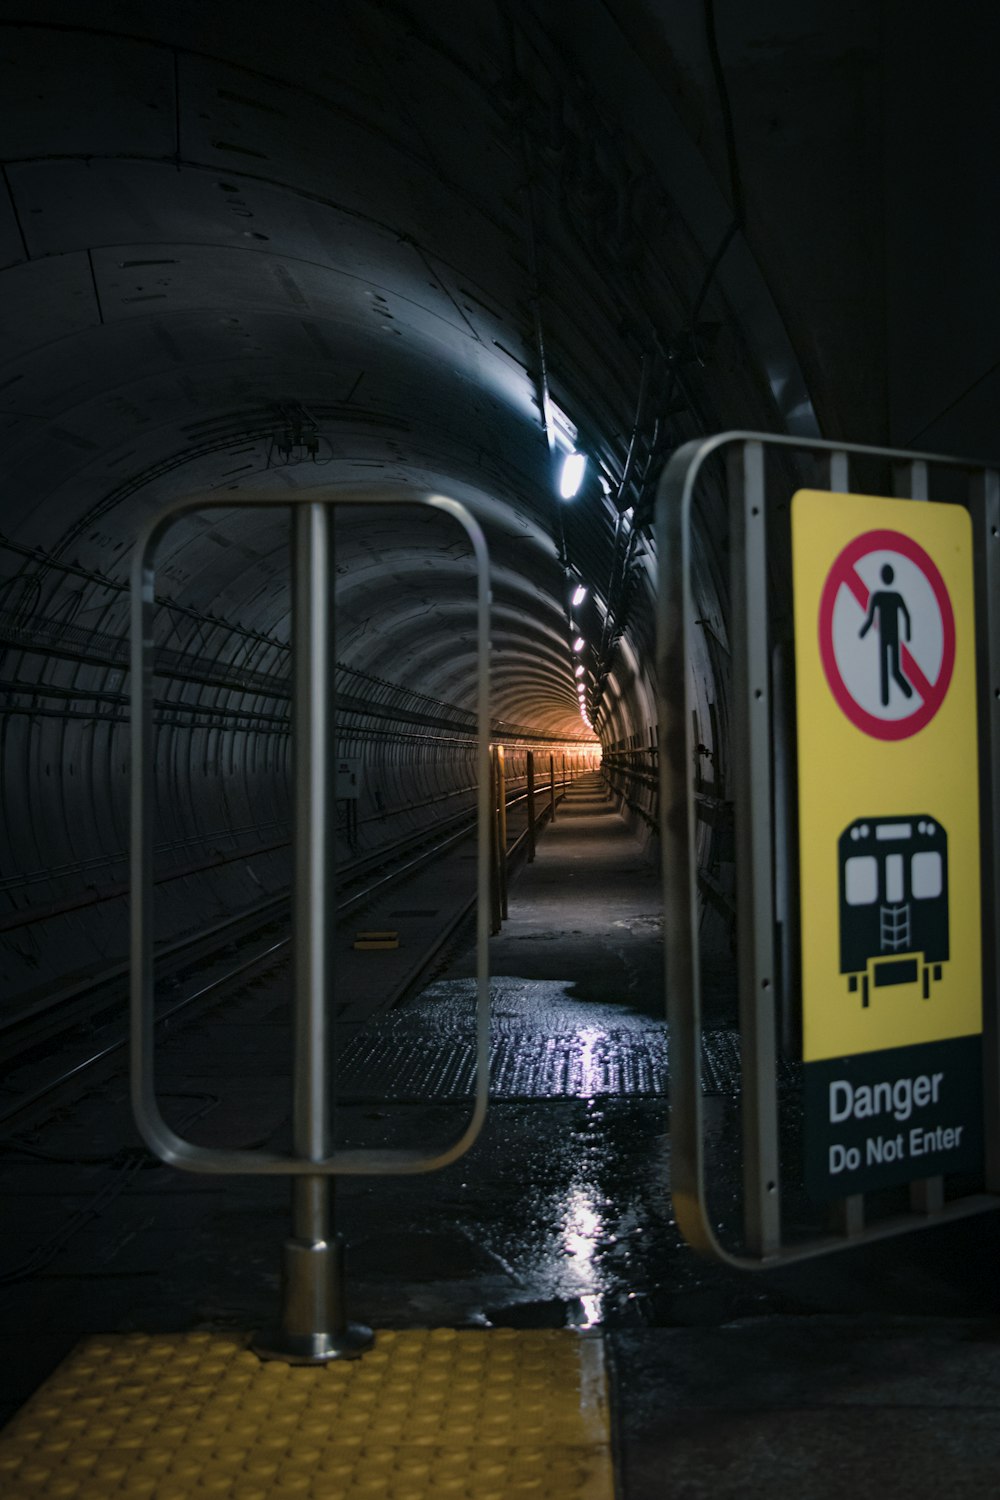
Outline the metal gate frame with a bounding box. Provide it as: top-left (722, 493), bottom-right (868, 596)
top-left (132, 495), bottom-right (491, 1182)
top-left (656, 431), bottom-right (1000, 1267)
top-left (131, 489), bottom-right (492, 1179)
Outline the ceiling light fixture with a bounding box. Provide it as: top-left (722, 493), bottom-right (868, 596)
top-left (572, 584), bottom-right (587, 608)
top-left (558, 451), bottom-right (587, 499)
top-left (572, 636), bottom-right (584, 652)
top-left (574, 664), bottom-right (585, 677)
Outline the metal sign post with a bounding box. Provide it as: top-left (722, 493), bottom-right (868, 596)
top-left (131, 489), bottom-right (492, 1355)
top-left (656, 431), bottom-right (1000, 1268)
top-left (265, 502), bottom-right (367, 1362)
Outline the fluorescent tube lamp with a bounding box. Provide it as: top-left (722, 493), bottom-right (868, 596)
top-left (558, 451), bottom-right (587, 499)
top-left (574, 664), bottom-right (585, 677)
top-left (572, 585), bottom-right (587, 607)
top-left (573, 636), bottom-right (584, 652)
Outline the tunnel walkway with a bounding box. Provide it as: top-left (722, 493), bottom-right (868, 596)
top-left (483, 771), bottom-right (662, 1008)
top-left (447, 769), bottom-right (663, 1015)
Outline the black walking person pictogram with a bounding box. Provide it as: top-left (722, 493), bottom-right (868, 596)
top-left (858, 564), bottom-right (913, 706)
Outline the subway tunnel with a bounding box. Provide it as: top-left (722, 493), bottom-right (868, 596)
top-left (3, 4), bottom-right (1000, 1497)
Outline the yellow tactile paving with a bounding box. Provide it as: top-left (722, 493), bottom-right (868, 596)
top-left (0, 1328), bottom-right (614, 1499)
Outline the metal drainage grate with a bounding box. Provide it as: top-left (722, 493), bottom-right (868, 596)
top-left (331, 1027), bottom-right (798, 1101)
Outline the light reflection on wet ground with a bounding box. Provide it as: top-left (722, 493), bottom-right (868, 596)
top-left (331, 959), bottom-right (1000, 1337)
top-left (332, 976), bottom-right (789, 1106)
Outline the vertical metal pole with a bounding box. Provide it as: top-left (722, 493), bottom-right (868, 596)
top-left (772, 637), bottom-right (797, 1061)
top-left (830, 1195), bottom-right (865, 1236)
top-left (826, 450), bottom-right (865, 1235)
top-left (829, 451), bottom-right (849, 492)
top-left (526, 750), bottom-right (536, 861)
top-left (890, 462), bottom-right (941, 1211)
top-left (973, 469), bottom-right (1000, 1192)
top-left (909, 1178), bottom-right (945, 1215)
top-left (489, 746), bottom-right (502, 934)
top-left (259, 503), bottom-right (371, 1363)
top-left (894, 458), bottom-right (929, 500)
top-left (562, 753), bottom-right (567, 791)
top-left (497, 744), bottom-right (508, 919)
top-left (657, 441), bottom-right (711, 1260)
top-left (730, 440), bottom-right (781, 1256)
top-left (549, 753), bottom-right (556, 823)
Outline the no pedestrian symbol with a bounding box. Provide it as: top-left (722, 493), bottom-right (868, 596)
top-left (818, 528), bottom-right (956, 740)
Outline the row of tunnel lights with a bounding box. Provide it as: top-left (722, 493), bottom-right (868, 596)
top-left (570, 582), bottom-right (592, 732)
top-left (548, 403), bottom-right (593, 733)
top-left (554, 445), bottom-right (593, 733)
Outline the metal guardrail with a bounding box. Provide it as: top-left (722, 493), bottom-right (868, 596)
top-left (131, 489), bottom-right (491, 1359)
top-left (657, 431), bottom-right (1000, 1269)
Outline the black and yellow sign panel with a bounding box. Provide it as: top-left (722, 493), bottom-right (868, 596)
top-left (791, 490), bottom-right (983, 1195)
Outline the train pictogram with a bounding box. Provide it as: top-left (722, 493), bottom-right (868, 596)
top-left (838, 815), bottom-right (949, 1008)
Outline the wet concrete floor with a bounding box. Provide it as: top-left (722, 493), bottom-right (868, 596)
top-left (3, 775), bottom-right (1000, 1495)
top-left (367, 776), bottom-right (1000, 1496)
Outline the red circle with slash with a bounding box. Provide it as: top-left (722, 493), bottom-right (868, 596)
top-left (818, 528), bottom-right (955, 740)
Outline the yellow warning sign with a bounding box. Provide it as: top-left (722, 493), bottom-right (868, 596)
top-left (792, 490), bottom-right (982, 1063)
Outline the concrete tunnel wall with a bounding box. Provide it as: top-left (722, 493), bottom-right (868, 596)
top-left (0, 3), bottom-right (817, 1012)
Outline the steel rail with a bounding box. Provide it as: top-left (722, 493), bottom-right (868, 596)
top-left (0, 770), bottom-right (580, 1129)
top-left (1, 776), bottom-right (558, 1052)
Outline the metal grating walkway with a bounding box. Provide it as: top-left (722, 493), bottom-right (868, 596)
top-left (333, 1027), bottom-right (798, 1100)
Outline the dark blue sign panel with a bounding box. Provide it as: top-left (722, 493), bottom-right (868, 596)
top-left (804, 1035), bottom-right (982, 1198)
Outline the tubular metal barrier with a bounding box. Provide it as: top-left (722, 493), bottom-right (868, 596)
top-left (131, 490), bottom-right (491, 1359)
top-left (657, 431), bottom-right (1000, 1268)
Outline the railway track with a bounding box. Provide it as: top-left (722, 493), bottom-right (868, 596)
top-left (0, 778), bottom-right (574, 1130)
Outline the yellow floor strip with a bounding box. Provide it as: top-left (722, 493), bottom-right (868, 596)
top-left (0, 1328), bottom-right (614, 1498)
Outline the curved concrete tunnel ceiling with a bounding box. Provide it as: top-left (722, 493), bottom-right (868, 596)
top-left (0, 0), bottom-right (872, 1003)
top-left (0, 2), bottom-right (815, 671)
